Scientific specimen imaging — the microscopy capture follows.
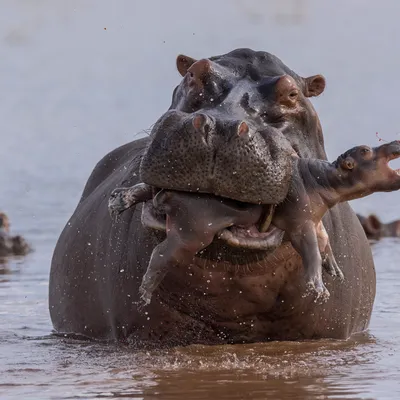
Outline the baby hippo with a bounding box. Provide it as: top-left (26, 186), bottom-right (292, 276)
top-left (271, 140), bottom-right (400, 300)
top-left (109, 141), bottom-right (400, 304)
top-left (136, 190), bottom-right (279, 305)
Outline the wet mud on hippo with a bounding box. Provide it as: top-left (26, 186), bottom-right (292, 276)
top-left (50, 48), bottom-right (378, 347)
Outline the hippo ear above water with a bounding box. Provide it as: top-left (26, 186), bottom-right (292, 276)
top-left (176, 54), bottom-right (197, 77)
top-left (303, 74), bottom-right (326, 97)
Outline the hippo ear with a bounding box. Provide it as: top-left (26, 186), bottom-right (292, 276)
top-left (367, 214), bottom-right (382, 232)
top-left (0, 212), bottom-right (9, 232)
top-left (176, 54), bottom-right (197, 77)
top-left (341, 157), bottom-right (355, 170)
top-left (304, 75), bottom-right (326, 97)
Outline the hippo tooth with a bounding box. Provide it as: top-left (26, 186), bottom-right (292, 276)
top-left (259, 204), bottom-right (276, 233)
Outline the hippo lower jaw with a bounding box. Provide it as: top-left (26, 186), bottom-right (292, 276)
top-left (140, 193), bottom-right (284, 252)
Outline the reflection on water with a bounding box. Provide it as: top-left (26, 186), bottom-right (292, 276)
top-left (2, 0), bottom-right (400, 399)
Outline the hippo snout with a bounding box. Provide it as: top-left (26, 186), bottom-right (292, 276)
top-left (379, 140), bottom-right (400, 158)
top-left (139, 109), bottom-right (294, 204)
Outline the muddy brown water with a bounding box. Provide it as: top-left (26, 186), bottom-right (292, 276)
top-left (1, 1), bottom-right (400, 399)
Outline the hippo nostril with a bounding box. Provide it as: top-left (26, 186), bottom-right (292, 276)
top-left (192, 114), bottom-right (208, 131)
top-left (237, 121), bottom-right (249, 136)
top-left (192, 113), bottom-right (213, 138)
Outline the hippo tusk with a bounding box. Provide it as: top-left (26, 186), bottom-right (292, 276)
top-left (259, 204), bottom-right (276, 233)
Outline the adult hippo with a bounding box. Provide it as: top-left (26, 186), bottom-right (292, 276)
top-left (0, 212), bottom-right (32, 258)
top-left (357, 213), bottom-right (400, 241)
top-left (49, 48), bottom-right (375, 347)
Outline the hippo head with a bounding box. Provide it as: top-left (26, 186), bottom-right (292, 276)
top-left (0, 213), bottom-right (10, 234)
top-left (138, 49), bottom-right (326, 259)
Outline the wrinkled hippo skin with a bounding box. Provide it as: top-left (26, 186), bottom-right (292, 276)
top-left (357, 213), bottom-right (400, 240)
top-left (49, 48), bottom-right (376, 346)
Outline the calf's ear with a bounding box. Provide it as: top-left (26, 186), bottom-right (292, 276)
top-left (341, 157), bottom-right (355, 170)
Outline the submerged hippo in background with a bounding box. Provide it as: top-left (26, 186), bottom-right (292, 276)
top-left (50, 48), bottom-right (377, 346)
top-left (0, 212), bottom-right (32, 258)
top-left (357, 213), bottom-right (400, 241)
top-left (109, 141), bottom-right (400, 304)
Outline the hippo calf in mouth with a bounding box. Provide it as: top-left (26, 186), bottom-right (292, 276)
top-left (272, 140), bottom-right (400, 299)
top-left (109, 141), bottom-right (400, 305)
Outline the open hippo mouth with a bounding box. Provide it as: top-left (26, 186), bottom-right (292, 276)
top-left (386, 141), bottom-right (400, 177)
top-left (140, 190), bottom-right (284, 252)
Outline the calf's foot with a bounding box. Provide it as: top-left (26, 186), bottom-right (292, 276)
top-left (304, 274), bottom-right (330, 304)
top-left (108, 187), bottom-right (134, 219)
top-left (322, 253), bottom-right (345, 281)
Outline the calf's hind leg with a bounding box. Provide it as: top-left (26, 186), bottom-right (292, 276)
top-left (317, 222), bottom-right (345, 281)
top-left (289, 221), bottom-right (330, 302)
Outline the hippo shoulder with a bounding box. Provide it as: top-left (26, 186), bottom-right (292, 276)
top-left (79, 137), bottom-right (149, 203)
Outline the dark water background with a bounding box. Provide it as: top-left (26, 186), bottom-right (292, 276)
top-left (1, 1), bottom-right (400, 399)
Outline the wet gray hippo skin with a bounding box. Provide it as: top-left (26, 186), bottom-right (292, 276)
top-left (50, 48), bottom-right (376, 346)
